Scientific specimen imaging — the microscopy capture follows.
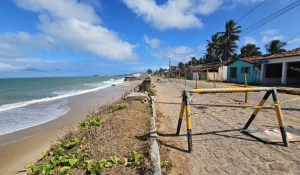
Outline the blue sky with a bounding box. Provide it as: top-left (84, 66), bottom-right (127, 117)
top-left (0, 0), bottom-right (299, 78)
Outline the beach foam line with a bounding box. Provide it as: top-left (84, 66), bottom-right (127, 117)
top-left (0, 78), bottom-right (125, 112)
top-left (0, 99), bottom-right (70, 136)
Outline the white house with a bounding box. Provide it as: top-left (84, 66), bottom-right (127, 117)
top-left (259, 48), bottom-right (300, 86)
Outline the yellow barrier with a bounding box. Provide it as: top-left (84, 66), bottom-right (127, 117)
top-left (176, 87), bottom-right (289, 153)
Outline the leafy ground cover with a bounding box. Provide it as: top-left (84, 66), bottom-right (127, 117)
top-left (26, 100), bottom-right (154, 175)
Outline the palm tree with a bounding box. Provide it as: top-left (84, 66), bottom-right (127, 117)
top-left (265, 39), bottom-right (287, 55)
top-left (206, 33), bottom-right (222, 62)
top-left (220, 19), bottom-right (242, 60)
top-left (240, 44), bottom-right (262, 57)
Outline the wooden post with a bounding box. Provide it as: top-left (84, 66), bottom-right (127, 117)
top-left (214, 72), bottom-right (216, 88)
top-left (185, 70), bottom-right (186, 86)
top-left (244, 73), bottom-right (248, 103)
top-left (195, 72), bottom-right (198, 89)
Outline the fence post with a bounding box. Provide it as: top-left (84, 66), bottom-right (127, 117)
top-left (214, 72), bottom-right (216, 88)
top-left (244, 73), bottom-right (248, 103)
top-left (195, 72), bottom-right (198, 89)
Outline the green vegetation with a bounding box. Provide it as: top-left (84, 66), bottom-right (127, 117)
top-left (161, 160), bottom-right (168, 168)
top-left (147, 87), bottom-right (156, 96)
top-left (101, 103), bottom-right (127, 115)
top-left (26, 149), bottom-right (145, 175)
top-left (79, 117), bottom-right (102, 129)
top-left (24, 101), bottom-right (151, 175)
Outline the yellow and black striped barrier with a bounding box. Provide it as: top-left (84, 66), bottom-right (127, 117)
top-left (176, 87), bottom-right (289, 153)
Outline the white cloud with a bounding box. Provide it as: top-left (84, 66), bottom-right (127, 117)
top-left (261, 35), bottom-right (284, 43)
top-left (261, 29), bottom-right (279, 35)
top-left (260, 29), bottom-right (284, 44)
top-left (165, 46), bottom-right (195, 63)
top-left (14, 0), bottom-right (100, 23)
top-left (144, 35), bottom-right (161, 48)
top-left (0, 62), bottom-right (14, 71)
top-left (122, 0), bottom-right (270, 30)
top-left (0, 32), bottom-right (56, 56)
top-left (244, 36), bottom-right (256, 45)
top-left (193, 0), bottom-right (223, 15)
top-left (172, 46), bottom-right (193, 55)
top-left (13, 0), bottom-right (137, 61)
top-left (122, 0), bottom-right (205, 30)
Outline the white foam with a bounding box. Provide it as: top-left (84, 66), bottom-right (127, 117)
top-left (0, 78), bottom-right (125, 112)
top-left (0, 100), bottom-right (70, 135)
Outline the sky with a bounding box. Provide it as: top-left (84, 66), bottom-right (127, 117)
top-left (0, 0), bottom-right (300, 78)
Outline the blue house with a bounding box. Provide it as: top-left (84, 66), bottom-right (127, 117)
top-left (227, 58), bottom-right (261, 84)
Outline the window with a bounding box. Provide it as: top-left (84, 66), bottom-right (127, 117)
top-left (265, 63), bottom-right (282, 78)
top-left (241, 67), bottom-right (250, 74)
top-left (230, 67), bottom-right (237, 78)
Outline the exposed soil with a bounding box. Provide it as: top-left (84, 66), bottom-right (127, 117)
top-left (30, 99), bottom-right (154, 175)
top-left (156, 110), bottom-right (190, 175)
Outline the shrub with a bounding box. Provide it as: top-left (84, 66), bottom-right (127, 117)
top-left (147, 87), bottom-right (156, 96)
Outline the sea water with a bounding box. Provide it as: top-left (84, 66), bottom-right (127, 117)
top-left (0, 76), bottom-right (125, 135)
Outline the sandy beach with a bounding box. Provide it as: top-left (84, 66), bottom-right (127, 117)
top-left (0, 82), bottom-right (139, 175)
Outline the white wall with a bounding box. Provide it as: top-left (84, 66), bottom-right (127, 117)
top-left (206, 66), bottom-right (227, 81)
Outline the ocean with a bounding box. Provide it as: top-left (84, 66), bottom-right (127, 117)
top-left (0, 76), bottom-right (126, 135)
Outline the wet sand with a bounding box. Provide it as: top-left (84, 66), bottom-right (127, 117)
top-left (0, 82), bottom-right (139, 175)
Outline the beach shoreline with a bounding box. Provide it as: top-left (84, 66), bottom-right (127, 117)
top-left (0, 81), bottom-right (139, 175)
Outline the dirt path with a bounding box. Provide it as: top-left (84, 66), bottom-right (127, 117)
top-left (154, 78), bottom-right (300, 174)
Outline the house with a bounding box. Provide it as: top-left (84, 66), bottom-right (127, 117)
top-left (227, 57), bottom-right (261, 84)
top-left (259, 48), bottom-right (300, 86)
top-left (186, 61), bottom-right (232, 81)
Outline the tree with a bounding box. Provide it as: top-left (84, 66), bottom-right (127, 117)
top-left (170, 65), bottom-right (177, 71)
top-left (191, 57), bottom-right (198, 66)
top-left (199, 57), bottom-right (205, 64)
top-left (147, 68), bottom-right (152, 75)
top-left (206, 33), bottom-right (222, 63)
top-left (158, 68), bottom-right (165, 75)
top-left (265, 39), bottom-right (287, 55)
top-left (178, 62), bottom-right (185, 70)
top-left (240, 44), bottom-right (262, 57)
top-left (220, 19), bottom-right (242, 60)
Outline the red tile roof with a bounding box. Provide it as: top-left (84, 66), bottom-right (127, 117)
top-left (261, 48), bottom-right (300, 60)
top-left (191, 60), bottom-right (233, 72)
top-left (238, 57), bottom-right (260, 63)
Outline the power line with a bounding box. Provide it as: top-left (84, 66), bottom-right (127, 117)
top-left (241, 0), bottom-right (300, 36)
top-left (286, 31), bottom-right (300, 46)
top-left (236, 0), bottom-right (267, 23)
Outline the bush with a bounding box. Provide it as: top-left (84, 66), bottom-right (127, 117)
top-left (147, 87), bottom-right (156, 96)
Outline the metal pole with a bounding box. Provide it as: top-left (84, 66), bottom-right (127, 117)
top-left (185, 91), bottom-right (192, 153)
top-left (243, 90), bottom-right (271, 129)
top-left (176, 91), bottom-right (186, 135)
top-left (271, 90), bottom-right (289, 147)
